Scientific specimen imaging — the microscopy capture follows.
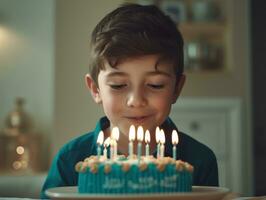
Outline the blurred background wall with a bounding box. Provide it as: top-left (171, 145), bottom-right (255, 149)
top-left (53, 0), bottom-right (123, 158)
top-left (0, 0), bottom-right (55, 170)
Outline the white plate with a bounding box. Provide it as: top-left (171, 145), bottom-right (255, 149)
top-left (46, 186), bottom-right (230, 200)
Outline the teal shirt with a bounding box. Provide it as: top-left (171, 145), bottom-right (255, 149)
top-left (41, 116), bottom-right (218, 199)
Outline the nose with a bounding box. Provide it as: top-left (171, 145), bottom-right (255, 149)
top-left (126, 88), bottom-right (147, 108)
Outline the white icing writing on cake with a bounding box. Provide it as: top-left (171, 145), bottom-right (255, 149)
top-left (102, 175), bottom-right (181, 190)
top-left (160, 174), bottom-right (179, 188)
top-left (128, 177), bottom-right (157, 190)
top-left (103, 177), bottom-right (125, 189)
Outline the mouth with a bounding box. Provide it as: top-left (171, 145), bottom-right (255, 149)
top-left (125, 115), bottom-right (151, 123)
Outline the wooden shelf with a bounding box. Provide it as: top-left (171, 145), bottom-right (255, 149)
top-left (128, 0), bottom-right (228, 73)
top-left (185, 67), bottom-right (229, 74)
top-left (179, 22), bottom-right (226, 40)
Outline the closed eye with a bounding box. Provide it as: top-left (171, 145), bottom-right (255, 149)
top-left (109, 84), bottom-right (127, 90)
top-left (147, 84), bottom-right (164, 89)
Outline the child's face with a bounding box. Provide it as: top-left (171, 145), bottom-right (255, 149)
top-left (86, 55), bottom-right (185, 136)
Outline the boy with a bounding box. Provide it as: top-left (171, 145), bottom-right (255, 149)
top-left (41, 3), bottom-right (218, 198)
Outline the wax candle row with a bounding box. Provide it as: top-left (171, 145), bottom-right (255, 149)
top-left (96, 125), bottom-right (179, 160)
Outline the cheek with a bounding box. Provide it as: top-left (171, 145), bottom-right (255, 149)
top-left (101, 93), bottom-right (124, 116)
top-left (151, 92), bottom-right (174, 116)
top-left (154, 98), bottom-right (172, 113)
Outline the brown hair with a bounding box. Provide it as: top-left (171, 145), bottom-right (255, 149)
top-left (88, 3), bottom-right (184, 84)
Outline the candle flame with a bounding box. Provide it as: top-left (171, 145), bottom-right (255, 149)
top-left (172, 130), bottom-right (179, 145)
top-left (97, 131), bottom-right (104, 145)
top-left (137, 126), bottom-right (144, 141)
top-left (111, 126), bottom-right (120, 141)
top-left (160, 129), bottom-right (165, 144)
top-left (145, 130), bottom-right (150, 143)
top-left (129, 125), bottom-right (136, 141)
top-left (155, 127), bottom-right (160, 143)
top-left (103, 137), bottom-right (111, 147)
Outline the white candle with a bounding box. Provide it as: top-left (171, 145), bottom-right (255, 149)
top-left (110, 138), bottom-right (114, 160)
top-left (145, 130), bottom-right (150, 157)
top-left (111, 127), bottom-right (120, 160)
top-left (128, 125), bottom-right (136, 159)
top-left (103, 137), bottom-right (110, 159)
top-left (137, 126), bottom-right (144, 161)
top-left (160, 129), bottom-right (165, 158)
top-left (155, 127), bottom-right (161, 158)
top-left (172, 130), bottom-right (179, 160)
top-left (96, 131), bottom-right (104, 159)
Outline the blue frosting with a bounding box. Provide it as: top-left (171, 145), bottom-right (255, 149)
top-left (78, 161), bottom-right (192, 194)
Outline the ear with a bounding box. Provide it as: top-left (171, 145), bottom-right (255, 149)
top-left (85, 74), bottom-right (102, 104)
top-left (172, 74), bottom-right (186, 104)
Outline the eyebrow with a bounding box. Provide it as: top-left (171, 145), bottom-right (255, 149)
top-left (106, 71), bottom-right (128, 78)
top-left (106, 70), bottom-right (172, 78)
top-left (146, 70), bottom-right (172, 77)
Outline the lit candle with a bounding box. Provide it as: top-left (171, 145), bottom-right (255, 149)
top-left (137, 126), bottom-right (144, 161)
top-left (103, 137), bottom-right (110, 159)
top-left (111, 127), bottom-right (120, 160)
top-left (128, 125), bottom-right (136, 159)
top-left (110, 138), bottom-right (114, 160)
top-left (145, 130), bottom-right (150, 157)
top-left (97, 131), bottom-right (104, 159)
top-left (172, 130), bottom-right (179, 160)
top-left (155, 127), bottom-right (161, 158)
top-left (160, 129), bottom-right (165, 158)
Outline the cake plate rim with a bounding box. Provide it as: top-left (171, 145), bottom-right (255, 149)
top-left (45, 186), bottom-right (230, 200)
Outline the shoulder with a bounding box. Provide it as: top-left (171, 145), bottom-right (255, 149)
top-left (56, 131), bottom-right (96, 162)
top-left (41, 131), bottom-right (97, 196)
top-left (179, 131), bottom-right (217, 163)
top-left (179, 132), bottom-right (219, 186)
top-left (164, 118), bottom-right (217, 163)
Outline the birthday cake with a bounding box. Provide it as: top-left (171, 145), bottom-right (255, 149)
top-left (75, 155), bottom-right (193, 194)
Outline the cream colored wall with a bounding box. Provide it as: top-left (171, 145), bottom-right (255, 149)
top-left (53, 0), bottom-right (124, 157)
top-left (0, 0), bottom-right (55, 169)
top-left (183, 0), bottom-right (252, 194)
top-left (182, 0), bottom-right (250, 98)
top-left (183, 1), bottom-right (253, 194)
